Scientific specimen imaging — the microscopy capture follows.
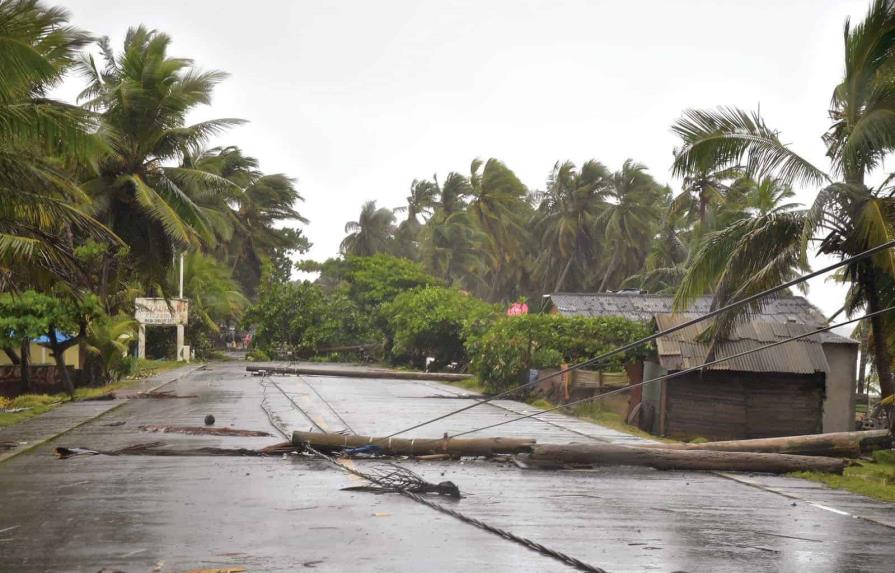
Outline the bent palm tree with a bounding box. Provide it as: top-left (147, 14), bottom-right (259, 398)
top-left (78, 26), bottom-right (243, 293)
top-left (533, 160), bottom-right (610, 292)
top-left (670, 0), bottom-right (895, 398)
top-left (341, 201), bottom-right (396, 256)
top-left (0, 0), bottom-right (115, 288)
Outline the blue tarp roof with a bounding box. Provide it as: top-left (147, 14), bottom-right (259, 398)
top-left (32, 330), bottom-right (74, 345)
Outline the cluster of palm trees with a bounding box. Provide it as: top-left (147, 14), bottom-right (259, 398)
top-left (340, 157), bottom-right (800, 302)
top-left (341, 0), bottom-right (895, 401)
top-left (1, 0), bottom-right (306, 321)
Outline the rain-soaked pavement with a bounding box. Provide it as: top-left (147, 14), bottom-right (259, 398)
top-left (1, 361), bottom-right (894, 573)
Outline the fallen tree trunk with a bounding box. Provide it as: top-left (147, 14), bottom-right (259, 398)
top-left (292, 430), bottom-right (534, 456)
top-left (528, 443), bottom-right (847, 474)
top-left (247, 364), bottom-right (472, 382)
top-left (643, 430), bottom-right (891, 458)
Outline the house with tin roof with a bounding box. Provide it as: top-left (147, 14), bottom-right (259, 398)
top-left (546, 292), bottom-right (858, 440)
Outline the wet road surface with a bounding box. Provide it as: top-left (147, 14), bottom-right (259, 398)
top-left (1, 361), bottom-right (894, 572)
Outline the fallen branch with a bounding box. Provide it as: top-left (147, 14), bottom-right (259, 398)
top-left (138, 425), bottom-right (273, 437)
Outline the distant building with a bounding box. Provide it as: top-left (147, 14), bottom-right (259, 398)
top-left (547, 292), bottom-right (859, 440)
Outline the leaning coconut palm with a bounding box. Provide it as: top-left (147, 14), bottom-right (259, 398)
top-left (393, 178), bottom-right (439, 260)
top-left (533, 160), bottom-right (610, 292)
top-left (595, 160), bottom-right (665, 292)
top-left (340, 201), bottom-right (396, 257)
top-left (0, 0), bottom-right (115, 289)
top-left (186, 146), bottom-right (307, 297)
top-left (467, 158), bottom-right (532, 300)
top-left (77, 26), bottom-right (243, 296)
top-left (420, 173), bottom-right (485, 289)
top-left (670, 0), bottom-right (895, 399)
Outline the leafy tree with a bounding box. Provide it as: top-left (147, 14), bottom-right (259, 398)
top-left (669, 0), bottom-right (895, 399)
top-left (0, 291), bottom-right (102, 395)
top-left (340, 200), bottom-right (396, 257)
top-left (341, 254), bottom-right (440, 311)
top-left (466, 314), bottom-right (651, 391)
top-left (381, 286), bottom-right (499, 369)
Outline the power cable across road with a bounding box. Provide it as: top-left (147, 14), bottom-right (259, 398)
top-left (257, 372), bottom-right (610, 572)
top-left (385, 240), bottom-right (895, 438)
top-left (448, 306), bottom-right (894, 439)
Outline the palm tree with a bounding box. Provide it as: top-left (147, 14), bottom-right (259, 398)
top-left (533, 160), bottom-right (610, 292)
top-left (340, 201), bottom-right (396, 256)
top-left (670, 0), bottom-right (895, 399)
top-left (77, 26), bottom-right (243, 295)
top-left (596, 160), bottom-right (665, 291)
top-left (394, 178), bottom-right (439, 260)
top-left (420, 173), bottom-right (484, 288)
top-left (0, 0), bottom-right (115, 289)
top-left (467, 158), bottom-right (532, 300)
top-left (187, 146), bottom-right (307, 297)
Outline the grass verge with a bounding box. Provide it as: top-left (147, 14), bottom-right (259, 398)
top-left (790, 450), bottom-right (895, 502)
top-left (0, 359), bottom-right (185, 428)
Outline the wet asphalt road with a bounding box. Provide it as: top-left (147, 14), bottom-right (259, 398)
top-left (1, 361), bottom-right (894, 573)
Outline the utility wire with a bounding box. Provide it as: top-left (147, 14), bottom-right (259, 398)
top-left (384, 239), bottom-right (895, 438)
top-left (447, 307), bottom-right (894, 439)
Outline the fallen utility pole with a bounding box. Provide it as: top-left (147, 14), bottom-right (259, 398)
top-left (292, 430), bottom-right (535, 456)
top-left (645, 430), bottom-right (892, 459)
top-left (293, 430), bottom-right (849, 474)
top-left (248, 364), bottom-right (472, 382)
top-left (527, 444), bottom-right (848, 474)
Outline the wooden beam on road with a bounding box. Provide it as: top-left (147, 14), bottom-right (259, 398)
top-left (247, 365), bottom-right (473, 382)
top-left (292, 430), bottom-right (535, 456)
top-left (643, 430), bottom-right (892, 459)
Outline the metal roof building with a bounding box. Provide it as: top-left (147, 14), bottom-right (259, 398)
top-left (546, 292), bottom-right (859, 439)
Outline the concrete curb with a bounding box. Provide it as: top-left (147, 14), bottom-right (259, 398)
top-left (0, 363), bottom-right (206, 465)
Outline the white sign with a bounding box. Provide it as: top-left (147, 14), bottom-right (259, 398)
top-left (135, 298), bottom-right (189, 326)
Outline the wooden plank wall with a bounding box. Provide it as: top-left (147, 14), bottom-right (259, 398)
top-left (664, 372), bottom-right (824, 441)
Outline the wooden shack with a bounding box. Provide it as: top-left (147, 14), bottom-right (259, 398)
top-left (547, 293), bottom-right (859, 441)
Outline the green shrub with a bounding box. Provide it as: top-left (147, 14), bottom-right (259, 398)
top-left (381, 286), bottom-right (499, 369)
top-left (246, 349), bottom-right (271, 361)
top-left (466, 313), bottom-right (651, 391)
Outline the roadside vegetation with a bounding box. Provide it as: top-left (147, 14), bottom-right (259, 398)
top-left (792, 450), bottom-right (895, 503)
top-left (0, 358), bottom-right (182, 427)
top-left (0, 0), bottom-right (305, 400)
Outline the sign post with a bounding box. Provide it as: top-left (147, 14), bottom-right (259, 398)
top-left (134, 298), bottom-right (190, 361)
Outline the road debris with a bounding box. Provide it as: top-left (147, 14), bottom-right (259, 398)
top-left (138, 425), bottom-right (272, 437)
top-left (292, 430), bottom-right (535, 457)
top-left (132, 390), bottom-right (198, 399)
top-left (54, 441), bottom-right (295, 459)
top-left (204, 414), bottom-right (215, 425)
top-left (341, 463), bottom-right (461, 498)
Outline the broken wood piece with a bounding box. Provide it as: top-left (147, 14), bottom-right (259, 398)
top-left (138, 425), bottom-right (273, 437)
top-left (528, 443), bottom-right (848, 474)
top-left (415, 453), bottom-right (453, 461)
top-left (644, 429), bottom-right (892, 458)
top-left (292, 430), bottom-right (535, 457)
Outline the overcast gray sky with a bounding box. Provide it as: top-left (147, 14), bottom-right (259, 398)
top-left (56, 0), bottom-right (875, 318)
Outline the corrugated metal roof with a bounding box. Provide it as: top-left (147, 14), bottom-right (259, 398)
top-left (654, 313), bottom-right (831, 374)
top-left (547, 292), bottom-right (855, 346)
